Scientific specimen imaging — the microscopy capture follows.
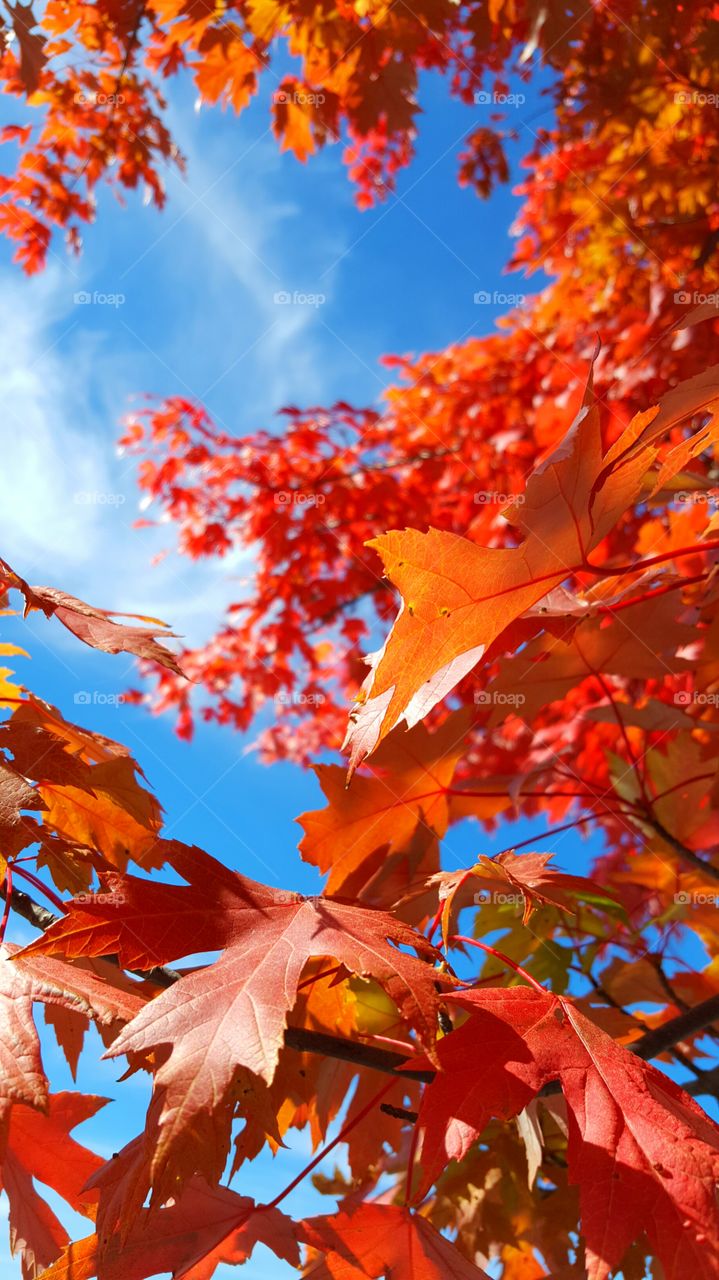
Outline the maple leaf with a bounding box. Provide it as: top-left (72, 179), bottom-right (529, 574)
top-left (298, 711), bottom-right (471, 901)
top-left (0, 694), bottom-right (168, 880)
top-left (39, 755), bottom-right (164, 872)
top-left (0, 942), bottom-right (146, 1117)
top-left (412, 987), bottom-right (719, 1280)
top-left (22, 843), bottom-right (444, 1177)
top-left (8, 3), bottom-right (47, 93)
top-left (0, 1091), bottom-right (105, 1279)
top-left (431, 849), bottom-right (619, 933)
top-left (0, 642), bottom-right (25, 711)
top-left (13, 944), bottom-right (147, 1030)
top-left (299, 1203), bottom-right (491, 1278)
top-left (0, 757), bottom-right (40, 862)
top-left (0, 696), bottom-right (170, 885)
top-left (483, 593), bottom-right (694, 727)
top-left (1, 714), bottom-right (95, 790)
top-left (342, 362), bottom-right (719, 769)
top-left (43, 1002), bottom-right (88, 1081)
top-left (0, 557), bottom-right (183, 675)
top-left (0, 943), bottom-right (134, 1109)
top-left (272, 83), bottom-right (318, 162)
top-left (4, 695), bottom-right (133, 771)
top-left (614, 732), bottom-right (719, 855)
top-left (194, 28), bottom-right (258, 111)
top-left (27, 949), bottom-right (150, 1085)
top-left (340, 384), bottom-right (622, 768)
top-left (228, 958), bottom-right (405, 1177)
top-left (38, 1177), bottom-right (299, 1280)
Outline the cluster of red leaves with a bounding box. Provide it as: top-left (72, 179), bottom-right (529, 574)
top-left (5, 5), bottom-right (719, 1277)
top-left (113, 3), bottom-right (719, 772)
top-left (3, 323), bottom-right (719, 1275)
top-left (1, 1), bottom-right (715, 265)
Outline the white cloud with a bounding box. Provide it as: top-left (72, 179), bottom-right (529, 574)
top-left (0, 97), bottom-right (352, 653)
top-left (0, 268), bottom-right (243, 644)
top-left (131, 97), bottom-right (350, 414)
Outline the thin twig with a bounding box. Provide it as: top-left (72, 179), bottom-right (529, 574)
top-left (644, 815), bottom-right (719, 883)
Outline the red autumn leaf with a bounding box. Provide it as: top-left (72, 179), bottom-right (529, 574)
top-left (413, 987), bottom-right (719, 1280)
top-left (43, 1001), bottom-right (90, 1080)
top-left (0, 714), bottom-right (95, 790)
top-left (39, 755), bottom-right (164, 872)
top-left (22, 843), bottom-right (443, 1172)
top-left (0, 757), bottom-right (40, 861)
top-left (36, 951), bottom-right (150, 1077)
top-left (432, 848), bottom-right (618, 931)
top-left (7, 3), bottom-right (47, 93)
top-left (38, 1177), bottom-right (299, 1280)
top-left (1, 694), bottom-right (168, 885)
top-left (0, 943), bottom-right (146, 1109)
top-left (342, 362), bottom-right (719, 769)
top-left (0, 557), bottom-right (183, 675)
top-left (193, 29), bottom-right (258, 112)
top-left (0, 1092), bottom-right (106, 1279)
top-left (299, 1203), bottom-right (491, 1278)
top-left (298, 711), bottom-right (471, 902)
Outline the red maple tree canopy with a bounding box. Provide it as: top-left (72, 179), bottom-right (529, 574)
top-left (3, 2), bottom-right (719, 1277)
top-left (4, 329), bottom-right (719, 1273)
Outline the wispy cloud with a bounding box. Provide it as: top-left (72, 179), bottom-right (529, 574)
top-left (0, 267), bottom-right (244, 643)
top-left (121, 97), bottom-right (350, 420)
top-left (0, 101), bottom-right (355, 655)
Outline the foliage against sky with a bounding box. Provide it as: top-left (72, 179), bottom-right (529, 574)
top-left (3, 3), bottom-right (719, 1279)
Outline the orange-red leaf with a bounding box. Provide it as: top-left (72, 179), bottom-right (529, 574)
top-left (299, 1203), bottom-right (491, 1278)
top-left (38, 1178), bottom-right (299, 1280)
top-left (23, 844), bottom-right (444, 1178)
top-left (0, 1092), bottom-right (106, 1279)
top-left (298, 712), bottom-right (470, 900)
top-left (0, 557), bottom-right (183, 675)
top-left (414, 987), bottom-right (719, 1280)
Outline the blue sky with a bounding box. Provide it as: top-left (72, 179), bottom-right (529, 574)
top-left (0, 65), bottom-right (600, 1277)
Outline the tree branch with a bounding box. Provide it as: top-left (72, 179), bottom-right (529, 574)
top-left (645, 814), bottom-right (719, 883)
top-left (5, 883), bottom-right (719, 1089)
top-left (629, 993), bottom-right (719, 1061)
top-left (0, 882), bottom-right (56, 932)
top-left (686, 1064), bottom-right (719, 1097)
top-left (283, 1027), bottom-right (432, 1082)
top-left (0, 882), bottom-right (181, 988)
